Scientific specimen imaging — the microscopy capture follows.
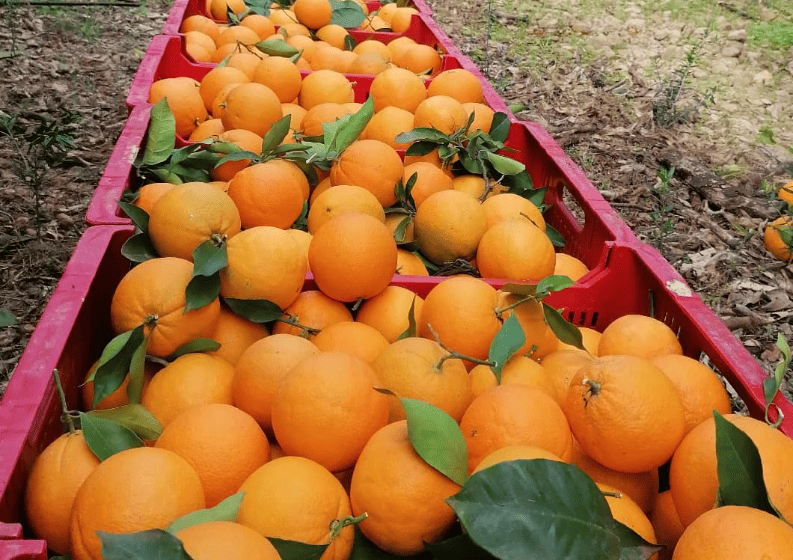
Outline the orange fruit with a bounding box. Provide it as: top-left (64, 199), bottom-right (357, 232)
top-left (252, 56), bottom-right (302, 103)
top-left (315, 24), bottom-right (350, 49)
top-left (312, 321), bottom-right (389, 364)
top-left (141, 353), bottom-right (235, 428)
top-left (427, 68), bottom-right (485, 104)
top-left (413, 95), bottom-right (468, 135)
top-left (598, 315), bottom-right (683, 359)
top-left (361, 105), bottom-right (414, 149)
top-left (237, 456), bottom-right (355, 560)
top-left (778, 179), bottom-right (793, 206)
top-left (672, 505), bottom-right (793, 559)
top-left (348, 51), bottom-right (390, 75)
top-left (272, 290), bottom-right (353, 338)
top-left (395, 249), bottom-right (429, 275)
top-left (371, 336), bottom-right (472, 422)
top-left (329, 139), bottom-right (404, 207)
top-left (208, 0), bottom-right (245, 21)
top-left (556, 325), bottom-right (601, 355)
top-left (461, 102), bottom-right (494, 133)
top-left (553, 252), bottom-right (590, 282)
top-left (186, 43), bottom-right (214, 63)
top-left (281, 102), bottom-right (307, 130)
top-left (280, 22), bottom-right (311, 38)
top-left (472, 444), bottom-right (564, 473)
top-left (386, 36), bottom-right (417, 61)
top-left (209, 82), bottom-right (241, 119)
top-left (219, 226), bottom-right (307, 309)
top-left (147, 182), bottom-right (241, 261)
top-left (309, 213), bottom-right (397, 302)
top-left (133, 183), bottom-right (175, 214)
top-left (566, 355), bottom-right (686, 473)
top-left (287, 33), bottom-right (317, 61)
top-left (271, 352), bottom-right (389, 472)
top-left (240, 13), bottom-right (276, 39)
top-left (226, 51), bottom-right (267, 80)
top-left (477, 219), bottom-right (557, 281)
top-left (180, 14), bottom-right (220, 43)
top-left (212, 42), bottom-right (245, 64)
top-left (651, 490), bottom-right (685, 560)
top-left (356, 285), bottom-right (424, 343)
top-left (69, 447), bottom-right (205, 560)
top-left (481, 192), bottom-right (546, 230)
top-left (298, 69), bottom-right (354, 109)
top-left (307, 184), bottom-right (386, 234)
top-left (498, 292), bottom-right (560, 359)
top-left (110, 257), bottom-right (220, 358)
top-left (452, 174), bottom-right (503, 199)
top-left (539, 350), bottom-right (593, 412)
top-left (669, 414), bottom-right (793, 527)
top-left (764, 215), bottom-right (793, 260)
top-left (293, 0), bottom-right (332, 29)
top-left (597, 483), bottom-right (657, 545)
top-left (211, 128), bottom-right (263, 182)
top-left (402, 162), bottom-right (454, 208)
top-left (149, 77), bottom-right (208, 138)
top-left (286, 228), bottom-right (312, 271)
top-left (267, 7), bottom-right (299, 25)
top-left (185, 31), bottom-right (216, 59)
top-left (375, 3), bottom-right (398, 24)
top-left (370, 67), bottom-right (428, 113)
top-left (233, 333), bottom-right (320, 432)
top-left (309, 44), bottom-right (352, 72)
top-left (24, 431), bottom-right (100, 555)
top-left (353, 38), bottom-right (392, 61)
top-left (216, 25), bottom-right (261, 48)
top-left (189, 118), bottom-right (225, 142)
top-left (208, 305), bottom-right (270, 366)
top-left (399, 44), bottom-right (442, 75)
top-left (81, 360), bottom-right (155, 411)
top-left (385, 212), bottom-right (415, 243)
top-left (389, 7), bottom-right (418, 33)
top-left (350, 420), bottom-right (461, 555)
top-left (227, 159), bottom-right (306, 229)
top-left (414, 190), bottom-right (488, 265)
top-left (175, 521), bottom-right (281, 560)
top-left (220, 82), bottom-right (283, 137)
top-left (300, 102), bottom-right (354, 137)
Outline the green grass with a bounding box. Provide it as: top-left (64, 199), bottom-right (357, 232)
top-left (749, 22), bottom-right (793, 49)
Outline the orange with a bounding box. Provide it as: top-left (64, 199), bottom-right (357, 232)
top-left (216, 25), bottom-right (261, 48)
top-left (208, 305), bottom-right (270, 366)
top-left (350, 421), bottom-right (461, 555)
top-left (272, 290), bottom-right (353, 338)
top-left (389, 7), bottom-right (418, 33)
top-left (399, 44), bottom-right (442, 75)
top-left (650, 354), bottom-right (732, 435)
top-left (233, 333), bottom-right (320, 432)
top-left (385, 36), bottom-right (417, 62)
top-left (209, 82), bottom-right (240, 118)
top-left (598, 314), bottom-right (683, 358)
top-left (462, 102), bottom-right (494, 133)
top-left (395, 249), bottom-right (429, 275)
top-left (413, 95), bottom-right (468, 135)
top-left (252, 56), bottom-right (302, 103)
top-left (375, 3), bottom-right (398, 24)
top-left (355, 285), bottom-right (425, 343)
top-left (353, 38), bottom-right (392, 61)
top-left (24, 431), bottom-right (100, 555)
top-left (69, 447), bottom-right (205, 560)
top-left (309, 45), bottom-right (353, 72)
top-left (220, 82), bottom-right (283, 137)
top-left (212, 42), bottom-right (245, 64)
top-left (371, 337), bottom-right (472, 422)
top-left (81, 360), bottom-right (155, 411)
top-left (237, 456), bottom-right (355, 560)
top-left (280, 22), bottom-right (311, 38)
top-left (566, 355), bottom-right (686, 473)
top-left (348, 51), bottom-right (390, 75)
top-left (330, 139), bottom-right (404, 207)
top-left (764, 215), bottom-right (793, 260)
top-left (208, 0), bottom-right (245, 21)
top-left (141, 353), bottom-right (235, 428)
top-left (225, 51), bottom-right (266, 80)
top-left (427, 68), bottom-right (485, 104)
top-left (240, 13), bottom-right (276, 39)
top-left (109, 257), bottom-right (220, 358)
top-left (498, 292), bottom-right (560, 359)
top-left (778, 179), bottom-right (793, 206)
top-left (651, 490), bottom-right (685, 560)
top-left (300, 102), bottom-right (355, 137)
top-left (180, 14), bottom-right (220, 43)
top-left (370, 67), bottom-right (428, 113)
top-left (468, 364), bottom-right (498, 398)
top-left (286, 228), bottom-right (312, 271)
top-left (419, 276), bottom-right (502, 364)
top-left (671, 505), bottom-right (793, 560)
top-left (211, 128), bottom-right (263, 182)
top-left (149, 77), bottom-right (208, 138)
top-left (539, 350), bottom-right (593, 412)
top-left (219, 226), bottom-right (307, 309)
top-left (385, 212), bottom-right (415, 243)
top-left (189, 118), bottom-right (225, 142)
top-left (556, 325), bottom-right (601, 355)
top-left (597, 483), bottom-right (657, 545)
top-left (473, 444), bottom-right (565, 473)
top-left (281, 102), bottom-right (307, 130)
top-left (553, 252), bottom-right (590, 282)
top-left (175, 521), bottom-right (281, 560)
top-left (452, 174), bottom-right (503, 199)
top-left (402, 162), bottom-right (453, 208)
top-left (307, 184), bottom-right (386, 234)
top-left (669, 414), bottom-right (793, 527)
top-left (147, 182), bottom-right (241, 261)
top-left (267, 7), bottom-right (299, 25)
top-left (293, 0), bottom-right (332, 29)
top-left (227, 159), bottom-right (307, 229)
top-left (461, 384), bottom-right (573, 473)
top-left (312, 321), bottom-right (389, 364)
top-left (309, 213), bottom-right (398, 302)
top-left (477, 219), bottom-right (557, 281)
top-left (315, 24), bottom-right (350, 49)
top-left (271, 352), bottom-right (389, 472)
top-left (467, 356), bottom-right (561, 404)
top-left (481, 192), bottom-right (546, 230)
top-left (185, 31), bottom-right (216, 60)
top-left (133, 182), bottom-right (175, 214)
top-left (287, 34), bottom-right (317, 61)
top-left (361, 105), bottom-right (414, 149)
top-left (298, 69), bottom-right (354, 109)
top-left (414, 190), bottom-right (488, 265)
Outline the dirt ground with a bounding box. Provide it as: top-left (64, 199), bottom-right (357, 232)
top-left (0, 0), bottom-right (791, 401)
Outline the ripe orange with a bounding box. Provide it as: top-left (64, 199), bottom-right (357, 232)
top-left (300, 102), bottom-right (355, 137)
top-left (307, 184), bottom-right (386, 234)
top-left (185, 31), bottom-right (216, 60)
top-left (399, 44), bottom-right (442, 75)
top-left (280, 22), bottom-right (311, 38)
top-left (403, 162), bottom-right (454, 208)
top-left (396, 249), bottom-right (429, 276)
top-left (375, 3), bottom-right (398, 24)
top-left (208, 305), bottom-right (270, 366)
top-left (175, 521), bottom-right (281, 560)
top-left (24, 431), bottom-right (100, 555)
top-left (267, 7), bottom-right (299, 25)
top-left (237, 456), bottom-right (355, 560)
top-left (240, 13), bottom-right (276, 40)
top-left (597, 483), bottom-right (657, 545)
top-left (361, 106), bottom-right (415, 149)
top-left (216, 25), bottom-right (261, 47)
top-left (315, 24), bottom-right (350, 49)
top-left (452, 174), bottom-right (503, 199)
top-left (764, 215), bottom-right (793, 261)
top-left (81, 360), bottom-right (155, 411)
top-left (309, 213), bottom-right (398, 303)
top-left (778, 179), bottom-right (793, 206)
top-left (348, 51), bottom-right (390, 75)
top-left (309, 44), bottom-right (352, 72)
top-left (556, 326), bottom-right (601, 355)
top-left (462, 102), bottom-right (495, 133)
top-left (227, 160), bottom-right (307, 229)
top-left (598, 314), bottom-right (683, 359)
top-left (355, 285), bottom-right (425, 343)
top-left (498, 292), bottom-right (560, 359)
top-left (414, 189), bottom-right (488, 265)
top-left (189, 118), bottom-right (225, 142)
top-left (109, 257), bottom-right (220, 358)
top-left (427, 68), bottom-right (485, 104)
top-left (286, 34), bottom-right (317, 62)
top-left (69, 447), bottom-right (205, 560)
top-left (285, 228), bottom-right (312, 272)
top-left (477, 219), bottom-right (557, 281)
top-left (353, 38), bottom-right (392, 61)
top-left (389, 7), bottom-right (418, 33)
top-left (370, 67), bottom-right (428, 113)
top-left (225, 51), bottom-right (266, 80)
top-left (281, 102), bottom-right (307, 130)
top-left (566, 355), bottom-right (686, 473)
top-left (330, 139), bottom-right (404, 207)
top-left (133, 183), bottom-right (175, 214)
top-left (199, 65), bottom-right (250, 111)
top-left (350, 421), bottom-right (461, 555)
top-left (651, 490), bottom-right (685, 560)
top-left (233, 333), bottom-right (320, 432)
top-left (272, 289), bottom-right (353, 338)
top-left (385, 212), bottom-right (415, 243)
top-left (371, 336), bottom-right (472, 422)
top-left (481, 192), bottom-right (546, 230)
top-left (539, 350), bottom-right (593, 413)
top-left (253, 56), bottom-right (303, 103)
top-left (211, 128), bottom-right (263, 182)
top-left (312, 321), bottom-right (389, 364)
top-left (472, 445), bottom-right (565, 473)
top-left (149, 77), bottom-right (208, 138)
top-left (298, 69), bottom-right (354, 110)
top-left (293, 0), bottom-right (332, 29)
top-left (413, 95), bottom-right (468, 135)
top-left (220, 82), bottom-right (283, 137)
top-left (553, 253), bottom-right (590, 282)
top-left (208, 0), bottom-right (245, 21)
top-left (180, 14), bottom-right (220, 43)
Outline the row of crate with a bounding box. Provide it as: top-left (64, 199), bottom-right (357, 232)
top-left (2, 0), bottom-right (793, 557)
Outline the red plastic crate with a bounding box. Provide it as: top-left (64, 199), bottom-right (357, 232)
top-left (0, 540), bottom-right (46, 560)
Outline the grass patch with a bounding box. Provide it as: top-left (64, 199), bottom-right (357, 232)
top-left (749, 22), bottom-right (793, 50)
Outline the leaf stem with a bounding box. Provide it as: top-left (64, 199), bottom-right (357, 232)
top-left (329, 513), bottom-right (367, 541)
top-left (275, 314), bottom-right (321, 337)
top-left (494, 295), bottom-right (536, 318)
top-left (53, 369), bottom-right (76, 435)
top-left (427, 324), bottom-right (496, 371)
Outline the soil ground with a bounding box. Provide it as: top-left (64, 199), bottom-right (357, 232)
top-left (0, 0), bottom-right (791, 402)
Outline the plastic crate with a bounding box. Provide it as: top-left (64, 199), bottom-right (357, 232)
top-left (0, 541), bottom-right (46, 560)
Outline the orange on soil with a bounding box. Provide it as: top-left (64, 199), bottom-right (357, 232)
top-left (219, 226), bottom-right (307, 309)
top-left (396, 249), bottom-right (429, 276)
top-left (312, 321), bottom-right (389, 364)
top-left (598, 314), bottom-right (683, 359)
top-left (370, 67), bottom-right (428, 113)
top-left (180, 14), bottom-right (220, 43)
top-left (307, 184), bottom-right (386, 234)
top-left (651, 490), bottom-right (685, 560)
top-left (669, 414), bottom-right (793, 528)
top-left (240, 13), bottom-right (276, 39)
top-left (189, 118), bottom-right (225, 142)
top-left (355, 285), bottom-right (424, 343)
top-left (176, 521), bottom-right (281, 560)
top-left (272, 290), bottom-right (353, 338)
top-left (220, 82), bottom-right (283, 137)
top-left (461, 384), bottom-right (574, 473)
top-left (477, 219), bottom-right (557, 281)
top-left (271, 352), bottom-right (389, 472)
top-left (211, 128), bottom-right (263, 182)
top-left (403, 162), bottom-right (454, 208)
top-left (233, 334), bottom-right (320, 432)
top-left (298, 69), bottom-right (354, 110)
top-left (109, 257), bottom-right (220, 358)
top-left (133, 183), bottom-right (176, 214)
top-left (414, 189), bottom-right (488, 265)
top-left (252, 56), bottom-right (302, 103)
top-left (371, 337), bottom-right (472, 423)
top-left (208, 305), bottom-right (270, 366)
top-left (361, 105), bottom-right (414, 149)
top-left (481, 192), bottom-right (546, 230)
top-left (597, 483), bottom-right (658, 545)
top-left (69, 447), bottom-right (205, 560)
top-left (330, 139), bottom-right (404, 207)
top-left (764, 215), bottom-right (793, 261)
top-left (778, 179), bottom-right (793, 206)
top-left (227, 159), bottom-right (307, 229)
top-left (472, 444), bottom-right (565, 473)
top-left (149, 77), bottom-right (208, 138)
top-left (350, 421), bottom-right (461, 556)
top-left (309, 213), bottom-right (398, 302)
top-left (237, 456), bottom-right (355, 560)
top-left (413, 95), bottom-right (468, 135)
top-left (24, 431), bottom-right (100, 555)
top-left (553, 252), bottom-right (590, 282)
top-left (566, 355), bottom-right (686, 473)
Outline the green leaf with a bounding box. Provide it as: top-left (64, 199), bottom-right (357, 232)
top-left (459, 152), bottom-right (482, 174)
top-left (488, 314), bottom-right (526, 382)
top-left (121, 232), bottom-right (158, 263)
top-left (166, 492), bottom-right (245, 534)
top-left (545, 223), bottom-right (566, 247)
top-left (535, 275), bottom-right (575, 299)
top-left (713, 410), bottom-right (781, 517)
top-left (223, 297), bottom-right (284, 323)
top-left (392, 215), bottom-right (413, 245)
top-left (425, 533), bottom-right (495, 559)
top-left (92, 326), bottom-right (146, 408)
top-left (395, 128), bottom-right (451, 145)
top-left (500, 283), bottom-right (537, 297)
top-left (542, 303), bottom-right (585, 351)
top-left (255, 39), bottom-right (300, 57)
top-left (192, 239), bottom-right (228, 278)
top-left (504, 170), bottom-right (535, 195)
top-left (80, 412), bottom-right (145, 461)
top-left (143, 99), bottom-right (176, 166)
top-left (185, 274), bottom-right (221, 313)
top-left (448, 460), bottom-right (620, 560)
top-left (0, 309), bottom-right (17, 327)
top-left (507, 103), bottom-right (526, 114)
top-left (401, 398), bottom-right (468, 485)
top-left (522, 186), bottom-right (546, 207)
top-left (260, 114), bottom-right (292, 156)
top-left (167, 338), bottom-right (222, 360)
top-left (269, 538), bottom-right (328, 560)
top-left (395, 296), bottom-right (419, 340)
top-left (343, 34), bottom-right (357, 51)
top-left (484, 151), bottom-right (525, 175)
top-left (329, 0), bottom-right (366, 28)
top-left (488, 112), bottom-right (510, 143)
top-left (117, 201), bottom-right (150, 232)
top-left (614, 522), bottom-right (664, 560)
top-left (99, 529), bottom-right (192, 560)
top-left (767, 334), bottom-right (792, 406)
top-left (404, 140), bottom-right (437, 156)
top-left (87, 405), bottom-right (162, 441)
top-left (127, 333), bottom-right (147, 405)
top-left (331, 97), bottom-right (375, 154)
